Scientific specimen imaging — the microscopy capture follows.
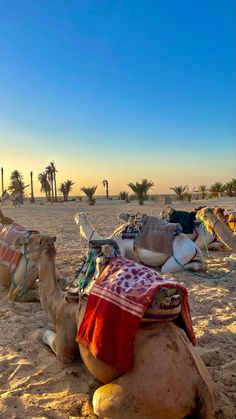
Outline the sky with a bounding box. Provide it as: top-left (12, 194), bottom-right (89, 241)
top-left (0, 0), bottom-right (235, 197)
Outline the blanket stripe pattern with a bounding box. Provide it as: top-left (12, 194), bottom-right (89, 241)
top-left (76, 256), bottom-right (195, 374)
top-left (0, 223), bottom-right (38, 272)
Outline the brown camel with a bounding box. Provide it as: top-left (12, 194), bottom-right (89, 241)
top-left (0, 210), bottom-right (68, 301)
top-left (17, 233), bottom-right (215, 419)
top-left (196, 207), bottom-right (236, 252)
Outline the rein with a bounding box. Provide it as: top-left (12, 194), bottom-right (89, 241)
top-left (172, 254), bottom-right (235, 280)
top-left (11, 244), bottom-right (52, 299)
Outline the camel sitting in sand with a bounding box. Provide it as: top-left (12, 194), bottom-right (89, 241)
top-left (195, 207), bottom-right (236, 253)
top-left (160, 206), bottom-right (223, 251)
top-left (16, 232), bottom-right (215, 419)
top-left (0, 190), bottom-right (21, 208)
top-left (74, 212), bottom-right (205, 273)
top-left (0, 210), bottom-right (67, 301)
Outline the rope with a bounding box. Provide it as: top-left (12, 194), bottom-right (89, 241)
top-left (172, 254), bottom-right (235, 280)
top-left (11, 248), bottom-right (29, 299)
top-left (200, 222), bottom-right (211, 257)
top-left (76, 250), bottom-right (96, 290)
top-left (11, 244), bottom-right (52, 299)
top-left (75, 255), bottom-right (87, 279)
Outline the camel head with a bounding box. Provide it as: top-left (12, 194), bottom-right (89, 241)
top-left (14, 233), bottom-right (57, 263)
top-left (74, 212), bottom-right (89, 226)
top-left (196, 207), bottom-right (219, 235)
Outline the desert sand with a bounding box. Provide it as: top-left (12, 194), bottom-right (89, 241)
top-left (0, 197), bottom-right (235, 419)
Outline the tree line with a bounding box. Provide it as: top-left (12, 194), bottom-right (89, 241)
top-left (1, 163), bottom-right (236, 206)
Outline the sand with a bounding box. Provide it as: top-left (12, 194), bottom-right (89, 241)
top-left (0, 197), bottom-right (235, 419)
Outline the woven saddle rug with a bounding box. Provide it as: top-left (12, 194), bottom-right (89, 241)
top-left (76, 256), bottom-right (195, 374)
top-left (0, 223), bottom-right (38, 272)
top-left (135, 215), bottom-right (182, 255)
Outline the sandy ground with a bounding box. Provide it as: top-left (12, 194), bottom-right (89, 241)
top-left (0, 197), bottom-right (235, 419)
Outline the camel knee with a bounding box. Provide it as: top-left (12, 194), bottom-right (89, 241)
top-left (93, 383), bottom-right (123, 419)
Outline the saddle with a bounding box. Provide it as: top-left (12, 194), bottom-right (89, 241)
top-left (67, 240), bottom-right (183, 324)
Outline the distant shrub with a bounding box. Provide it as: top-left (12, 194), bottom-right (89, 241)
top-left (119, 191), bottom-right (129, 201)
top-left (150, 194), bottom-right (158, 202)
top-left (183, 192), bottom-right (192, 202)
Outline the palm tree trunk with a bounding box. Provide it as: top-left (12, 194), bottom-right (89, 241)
top-left (54, 172), bottom-right (57, 202)
top-left (1, 167), bottom-right (4, 195)
top-left (50, 174), bottom-right (54, 203)
top-left (30, 171), bottom-right (35, 203)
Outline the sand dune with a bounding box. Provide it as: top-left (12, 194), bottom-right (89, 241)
top-left (0, 198), bottom-right (235, 419)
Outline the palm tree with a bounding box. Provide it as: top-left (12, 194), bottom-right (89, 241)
top-left (8, 170), bottom-right (26, 204)
top-left (103, 179), bottom-right (109, 199)
top-left (224, 179), bottom-right (236, 197)
top-left (59, 180), bottom-right (75, 202)
top-left (49, 161), bottom-right (58, 202)
top-left (208, 182), bottom-right (225, 198)
top-left (46, 164), bottom-right (54, 202)
top-left (127, 179), bottom-right (154, 205)
top-left (30, 171), bottom-right (35, 203)
top-left (170, 185), bottom-right (187, 200)
top-left (81, 185), bottom-right (97, 206)
top-left (196, 185), bottom-right (208, 199)
top-left (38, 172), bottom-right (51, 201)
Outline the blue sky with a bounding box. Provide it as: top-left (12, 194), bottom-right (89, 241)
top-left (0, 0), bottom-right (235, 195)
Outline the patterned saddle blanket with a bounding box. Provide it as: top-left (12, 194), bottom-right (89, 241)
top-left (0, 223), bottom-right (38, 272)
top-left (77, 256), bottom-right (195, 373)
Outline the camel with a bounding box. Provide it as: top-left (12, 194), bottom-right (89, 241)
top-left (74, 212), bottom-right (205, 273)
top-left (195, 207), bottom-right (236, 253)
top-left (0, 190), bottom-right (21, 208)
top-left (0, 211), bottom-right (67, 301)
top-left (160, 206), bottom-right (223, 251)
top-left (17, 232), bottom-right (215, 419)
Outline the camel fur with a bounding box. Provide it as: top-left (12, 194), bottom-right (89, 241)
top-left (196, 207), bottom-right (236, 252)
top-left (22, 233), bottom-right (215, 419)
top-left (0, 211), bottom-right (67, 302)
top-left (74, 212), bottom-right (205, 273)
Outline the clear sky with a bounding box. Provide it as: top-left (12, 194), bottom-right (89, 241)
top-left (0, 0), bottom-right (235, 197)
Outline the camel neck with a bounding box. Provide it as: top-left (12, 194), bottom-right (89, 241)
top-left (213, 218), bottom-right (236, 252)
top-left (38, 253), bottom-right (63, 324)
top-left (80, 222), bottom-right (104, 241)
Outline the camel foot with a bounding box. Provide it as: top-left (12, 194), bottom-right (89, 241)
top-left (43, 329), bottom-right (56, 349)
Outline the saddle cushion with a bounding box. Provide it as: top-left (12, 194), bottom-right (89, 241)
top-left (143, 286), bottom-right (182, 322)
top-left (136, 215), bottom-right (182, 255)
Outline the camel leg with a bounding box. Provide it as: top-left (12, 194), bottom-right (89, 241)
top-left (207, 242), bottom-right (223, 250)
top-left (8, 283), bottom-right (39, 302)
top-left (43, 299), bottom-right (80, 364)
top-left (43, 330), bottom-right (57, 351)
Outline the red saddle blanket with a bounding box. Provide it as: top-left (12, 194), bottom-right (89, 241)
top-left (76, 256), bottom-right (195, 374)
top-left (0, 223), bottom-right (38, 272)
